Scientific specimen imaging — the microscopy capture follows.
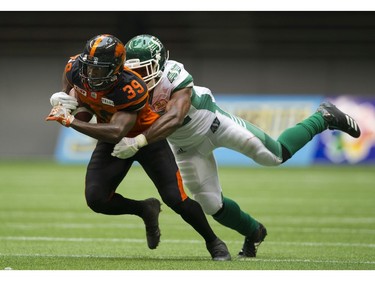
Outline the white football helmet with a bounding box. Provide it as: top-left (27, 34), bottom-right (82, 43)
top-left (125, 34), bottom-right (169, 90)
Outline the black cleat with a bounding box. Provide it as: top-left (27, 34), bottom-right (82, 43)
top-left (140, 198), bottom-right (161, 250)
top-left (206, 238), bottom-right (231, 261)
top-left (317, 102), bottom-right (361, 138)
top-left (238, 223), bottom-right (267, 258)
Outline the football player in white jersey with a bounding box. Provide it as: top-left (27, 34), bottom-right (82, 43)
top-left (112, 34), bottom-right (361, 258)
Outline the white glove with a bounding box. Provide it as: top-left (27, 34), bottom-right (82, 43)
top-left (50, 92), bottom-right (79, 113)
top-left (112, 134), bottom-right (148, 159)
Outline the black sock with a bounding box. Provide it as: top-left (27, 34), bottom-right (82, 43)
top-left (171, 197), bottom-right (217, 243)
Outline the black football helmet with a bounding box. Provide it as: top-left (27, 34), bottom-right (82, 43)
top-left (79, 34), bottom-right (126, 91)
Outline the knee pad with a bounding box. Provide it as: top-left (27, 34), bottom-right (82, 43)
top-left (250, 138), bottom-right (282, 166)
top-left (194, 192), bottom-right (223, 215)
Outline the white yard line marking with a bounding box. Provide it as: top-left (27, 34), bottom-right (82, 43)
top-left (0, 252), bottom-right (374, 265)
top-left (1, 236), bottom-right (375, 248)
top-left (3, 222), bottom-right (375, 235)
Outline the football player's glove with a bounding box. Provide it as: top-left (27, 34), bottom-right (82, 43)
top-left (50, 92), bottom-right (79, 113)
top-left (45, 105), bottom-right (75, 127)
top-left (112, 134), bottom-right (148, 159)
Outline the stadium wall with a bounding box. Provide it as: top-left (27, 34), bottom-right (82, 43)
top-left (1, 12), bottom-right (375, 161)
top-left (54, 95), bottom-right (375, 166)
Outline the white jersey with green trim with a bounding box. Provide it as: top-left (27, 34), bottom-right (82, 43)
top-left (149, 60), bottom-right (282, 215)
top-left (150, 60), bottom-right (218, 149)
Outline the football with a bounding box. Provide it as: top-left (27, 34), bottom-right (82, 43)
top-left (69, 88), bottom-right (94, 123)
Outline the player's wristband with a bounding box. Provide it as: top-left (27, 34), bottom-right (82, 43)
top-left (62, 115), bottom-right (75, 127)
top-left (135, 134), bottom-right (148, 148)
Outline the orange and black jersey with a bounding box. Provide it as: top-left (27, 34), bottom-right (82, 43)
top-left (64, 55), bottom-right (159, 137)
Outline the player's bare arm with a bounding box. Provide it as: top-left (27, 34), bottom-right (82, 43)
top-left (70, 111), bottom-right (138, 143)
top-left (111, 87), bottom-right (191, 159)
top-left (47, 106), bottom-right (138, 144)
top-left (143, 87), bottom-right (192, 144)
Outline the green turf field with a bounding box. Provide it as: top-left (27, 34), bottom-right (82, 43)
top-left (0, 161), bottom-right (374, 271)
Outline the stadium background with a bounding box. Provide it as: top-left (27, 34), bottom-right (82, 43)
top-left (0, 11), bottom-right (374, 164)
top-left (1, 10), bottom-right (375, 273)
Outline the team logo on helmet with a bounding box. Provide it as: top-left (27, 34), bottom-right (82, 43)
top-left (79, 34), bottom-right (125, 91)
top-left (125, 35), bottom-right (169, 91)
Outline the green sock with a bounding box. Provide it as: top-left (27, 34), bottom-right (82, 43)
top-left (212, 196), bottom-right (259, 237)
top-left (277, 112), bottom-right (327, 156)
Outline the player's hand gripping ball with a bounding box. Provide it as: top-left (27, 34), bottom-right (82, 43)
top-left (45, 105), bottom-right (75, 127)
top-left (50, 91), bottom-right (78, 112)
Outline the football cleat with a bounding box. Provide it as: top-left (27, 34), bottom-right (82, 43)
top-left (238, 223), bottom-right (267, 258)
top-left (317, 102), bottom-right (361, 138)
top-left (140, 198), bottom-right (161, 250)
top-left (206, 238), bottom-right (231, 261)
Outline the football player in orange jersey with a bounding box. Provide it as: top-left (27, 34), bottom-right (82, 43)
top-left (46, 34), bottom-right (231, 261)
